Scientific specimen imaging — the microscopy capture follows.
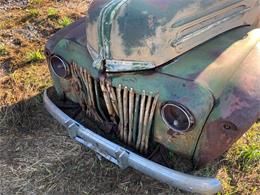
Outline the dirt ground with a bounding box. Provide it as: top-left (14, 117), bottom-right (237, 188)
top-left (0, 1), bottom-right (259, 194)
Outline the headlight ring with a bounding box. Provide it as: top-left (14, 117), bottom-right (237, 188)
top-left (49, 55), bottom-right (70, 79)
top-left (161, 103), bottom-right (195, 133)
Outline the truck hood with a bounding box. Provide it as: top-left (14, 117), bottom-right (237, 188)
top-left (86, 0), bottom-right (259, 72)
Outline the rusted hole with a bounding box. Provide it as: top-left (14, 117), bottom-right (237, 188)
top-left (45, 50), bottom-right (50, 57)
top-left (222, 121), bottom-right (237, 131)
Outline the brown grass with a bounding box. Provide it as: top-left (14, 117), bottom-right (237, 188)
top-left (0, 1), bottom-right (259, 194)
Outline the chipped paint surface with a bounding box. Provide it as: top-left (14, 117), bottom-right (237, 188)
top-left (86, 0), bottom-right (259, 71)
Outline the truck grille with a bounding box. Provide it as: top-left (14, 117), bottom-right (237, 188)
top-left (70, 63), bottom-right (159, 153)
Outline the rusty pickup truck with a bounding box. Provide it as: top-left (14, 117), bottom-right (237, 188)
top-left (43, 0), bottom-right (260, 194)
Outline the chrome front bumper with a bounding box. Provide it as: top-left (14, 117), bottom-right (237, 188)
top-left (43, 90), bottom-right (222, 195)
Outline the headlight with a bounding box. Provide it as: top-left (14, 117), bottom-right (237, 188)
top-left (161, 103), bottom-right (195, 133)
top-left (50, 55), bottom-right (70, 79)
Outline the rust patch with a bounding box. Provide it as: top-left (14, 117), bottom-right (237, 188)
top-left (196, 119), bottom-right (240, 167)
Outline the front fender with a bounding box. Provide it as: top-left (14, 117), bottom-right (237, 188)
top-left (193, 41), bottom-right (260, 167)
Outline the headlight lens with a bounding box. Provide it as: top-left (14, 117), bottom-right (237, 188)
top-left (161, 103), bottom-right (194, 133)
top-left (50, 55), bottom-right (70, 79)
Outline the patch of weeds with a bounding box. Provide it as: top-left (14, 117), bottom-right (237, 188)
top-left (227, 123), bottom-right (260, 171)
top-left (238, 144), bottom-right (260, 170)
top-left (0, 43), bottom-right (7, 56)
top-left (196, 164), bottom-right (218, 177)
top-left (26, 50), bottom-right (45, 62)
top-left (58, 17), bottom-right (73, 27)
top-left (27, 8), bottom-right (40, 17)
top-left (47, 8), bottom-right (59, 18)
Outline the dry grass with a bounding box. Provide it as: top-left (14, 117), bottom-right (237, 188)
top-left (0, 1), bottom-right (259, 194)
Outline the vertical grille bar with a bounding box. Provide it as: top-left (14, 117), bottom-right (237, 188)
top-left (87, 74), bottom-right (95, 110)
top-left (136, 90), bottom-right (146, 150)
top-left (123, 87), bottom-right (129, 143)
top-left (106, 82), bottom-right (119, 116)
top-left (116, 84), bottom-right (124, 139)
top-left (70, 63), bottom-right (86, 110)
top-left (145, 93), bottom-right (159, 153)
top-left (132, 94), bottom-right (140, 144)
top-left (100, 78), bottom-right (116, 122)
top-left (80, 68), bottom-right (92, 117)
top-left (141, 94), bottom-right (152, 153)
top-left (128, 88), bottom-right (135, 145)
top-left (80, 67), bottom-right (91, 108)
top-left (94, 79), bottom-right (109, 121)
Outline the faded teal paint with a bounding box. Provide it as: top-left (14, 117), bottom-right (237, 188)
top-left (99, 0), bottom-right (127, 58)
top-left (98, 0), bottom-right (114, 55)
